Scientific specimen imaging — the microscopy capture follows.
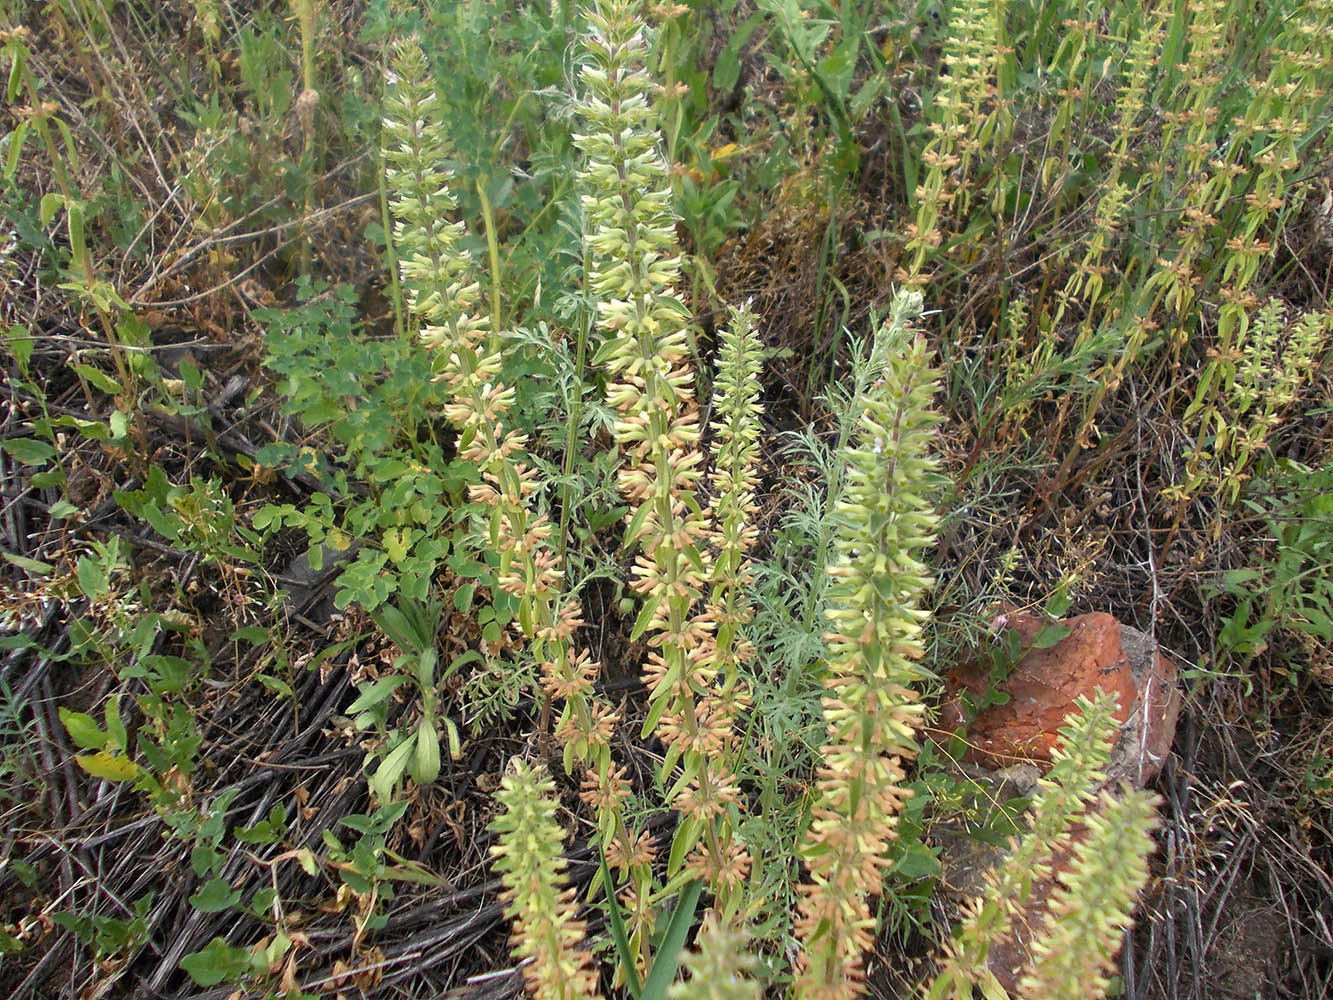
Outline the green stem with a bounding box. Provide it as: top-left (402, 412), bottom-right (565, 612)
top-left (556, 244), bottom-right (593, 573)
top-left (477, 179), bottom-right (503, 332)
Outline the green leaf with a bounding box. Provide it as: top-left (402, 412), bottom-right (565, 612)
top-left (72, 363), bottom-right (123, 396)
top-left (369, 733), bottom-right (415, 801)
top-left (30, 469), bottom-right (65, 489)
top-left (2, 551), bottom-right (53, 575)
top-left (623, 498), bottom-right (653, 548)
top-left (372, 602), bottom-right (418, 651)
top-left (976, 969), bottom-right (1013, 1000)
top-left (3, 122), bottom-right (28, 181)
top-left (893, 840), bottom-right (941, 880)
top-left (410, 718), bottom-right (441, 784)
top-left (39, 191), bottom-right (64, 226)
top-left (60, 708), bottom-right (107, 750)
top-left (453, 582), bottom-right (475, 612)
top-left (345, 675), bottom-right (409, 715)
top-left (48, 499), bottom-right (79, 519)
top-left (1032, 624), bottom-right (1071, 649)
top-left (76, 553), bottom-right (108, 599)
top-left (667, 815), bottom-right (701, 876)
top-left (714, 14), bottom-right (761, 93)
top-left (0, 926), bottom-right (24, 955)
top-left (4, 323), bottom-right (33, 374)
top-left (256, 674), bottom-right (294, 699)
top-left (75, 752), bottom-right (138, 781)
top-left (180, 358), bottom-right (203, 392)
top-left (1, 437), bottom-right (55, 466)
top-left (51, 413), bottom-right (112, 441)
top-left (230, 625), bottom-right (270, 644)
top-left (189, 877), bottom-right (242, 913)
top-left (235, 813), bottom-right (285, 846)
top-left (104, 695), bottom-right (127, 752)
top-left (640, 879), bottom-right (703, 1000)
top-left (600, 851), bottom-right (643, 999)
top-left (629, 592), bottom-right (661, 642)
top-left (180, 937), bottom-right (252, 987)
top-left (5, 44), bottom-right (22, 102)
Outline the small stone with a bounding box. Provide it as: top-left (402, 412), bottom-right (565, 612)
top-left (935, 610), bottom-right (1180, 785)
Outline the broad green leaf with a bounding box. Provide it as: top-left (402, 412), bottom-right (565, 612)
top-left (2, 551), bottom-right (53, 575)
top-left (1032, 624), bottom-right (1071, 650)
top-left (29, 468), bottom-right (65, 489)
top-left (893, 840), bottom-right (941, 880)
top-left (48, 499), bottom-right (78, 519)
top-left (76, 554), bottom-right (108, 599)
top-left (72, 363), bottom-right (122, 396)
top-left (230, 625), bottom-right (270, 644)
top-left (189, 877), bottom-right (242, 913)
top-left (369, 733), bottom-right (415, 801)
top-left (255, 674), bottom-right (294, 699)
top-left (372, 602), bottom-right (416, 651)
top-left (1, 438), bottom-right (55, 466)
top-left (60, 708), bottom-right (106, 750)
top-left (75, 752), bottom-right (137, 781)
top-left (180, 358), bottom-right (203, 392)
top-left (39, 192), bottom-right (64, 226)
top-left (180, 937), bottom-right (251, 987)
top-left (453, 582), bottom-right (475, 612)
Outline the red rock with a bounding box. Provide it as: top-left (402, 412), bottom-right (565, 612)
top-left (931, 610), bottom-right (1179, 993)
top-left (936, 610), bottom-right (1180, 786)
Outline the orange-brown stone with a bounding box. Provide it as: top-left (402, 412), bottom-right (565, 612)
top-left (936, 610), bottom-right (1180, 784)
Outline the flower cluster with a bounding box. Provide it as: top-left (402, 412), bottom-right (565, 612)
top-left (926, 691), bottom-right (1158, 1000)
top-left (490, 759), bottom-right (599, 1000)
top-left (384, 31), bottom-right (624, 849)
top-left (576, 0), bottom-right (761, 916)
top-left (794, 291), bottom-right (942, 997)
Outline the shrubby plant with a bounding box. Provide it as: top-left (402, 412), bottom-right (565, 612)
top-left (380, 0), bottom-right (1160, 995)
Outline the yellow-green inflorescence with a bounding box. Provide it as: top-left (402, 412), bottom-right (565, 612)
top-left (927, 691), bottom-right (1159, 1000)
top-left (575, 0), bottom-right (763, 939)
top-left (384, 28), bottom-right (630, 850)
top-left (1018, 783), bottom-right (1159, 1000)
top-left (668, 911), bottom-right (761, 1000)
top-left (489, 758), bottom-right (600, 1000)
top-left (793, 291), bottom-right (942, 998)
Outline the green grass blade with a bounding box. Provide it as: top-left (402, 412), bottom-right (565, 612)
top-left (600, 850), bottom-right (643, 999)
top-left (641, 878), bottom-right (703, 1000)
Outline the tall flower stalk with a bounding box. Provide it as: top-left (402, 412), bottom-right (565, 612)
top-left (576, 0), bottom-right (761, 940)
top-left (793, 291), bottom-right (941, 997)
top-left (490, 759), bottom-right (600, 1000)
top-left (928, 692), bottom-right (1159, 1000)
